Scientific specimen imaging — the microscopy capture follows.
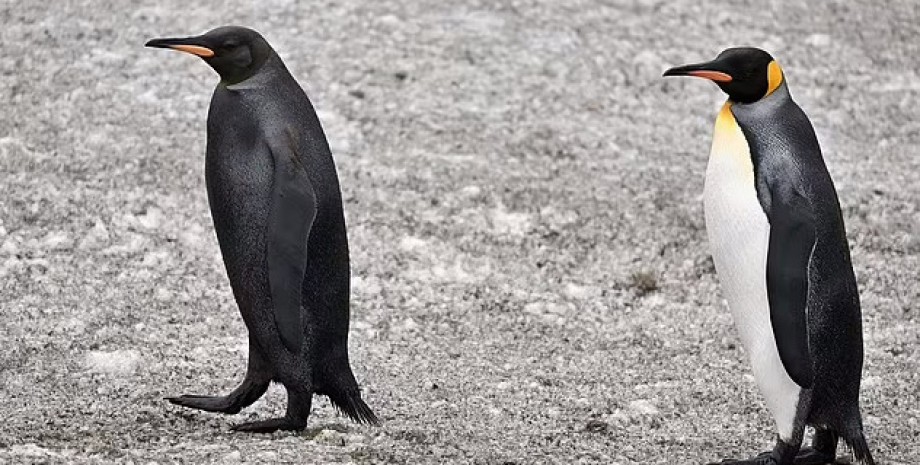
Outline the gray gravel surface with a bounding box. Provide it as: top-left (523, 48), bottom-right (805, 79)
top-left (1, 0), bottom-right (919, 463)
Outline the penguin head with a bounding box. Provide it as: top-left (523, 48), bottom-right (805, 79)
top-left (146, 26), bottom-right (274, 84)
top-left (663, 48), bottom-right (784, 103)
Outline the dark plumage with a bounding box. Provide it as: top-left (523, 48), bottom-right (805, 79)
top-left (146, 26), bottom-right (377, 432)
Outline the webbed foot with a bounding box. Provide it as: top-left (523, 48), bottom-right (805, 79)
top-left (231, 416), bottom-right (307, 433)
top-left (166, 394), bottom-right (242, 414)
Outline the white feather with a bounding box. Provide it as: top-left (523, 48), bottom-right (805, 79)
top-left (704, 103), bottom-right (802, 440)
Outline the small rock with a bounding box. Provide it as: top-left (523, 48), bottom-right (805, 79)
top-left (313, 428), bottom-right (346, 446)
top-left (628, 399), bottom-right (659, 416)
top-left (352, 276), bottom-right (382, 296)
top-left (153, 288), bottom-right (172, 301)
top-left (490, 207), bottom-right (531, 236)
top-left (585, 419), bottom-right (608, 432)
top-left (84, 349), bottom-right (141, 375)
top-left (42, 231), bottom-right (73, 251)
top-left (0, 238), bottom-right (19, 256)
top-left (0, 256), bottom-right (22, 278)
top-left (564, 283), bottom-right (594, 300)
top-left (629, 271), bottom-right (658, 296)
top-left (378, 14), bottom-right (402, 26)
top-left (393, 318), bottom-right (419, 333)
top-left (523, 302), bottom-right (545, 315)
top-left (9, 443), bottom-right (58, 457)
top-left (398, 236), bottom-right (428, 252)
top-left (59, 318), bottom-right (87, 335)
top-left (460, 185), bottom-right (481, 197)
top-left (136, 208), bottom-right (163, 230)
top-left (178, 224), bottom-right (206, 250)
top-left (78, 221), bottom-right (111, 250)
top-left (141, 250), bottom-right (170, 268)
top-left (805, 33), bottom-right (832, 47)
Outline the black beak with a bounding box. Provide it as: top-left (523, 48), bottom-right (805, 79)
top-left (663, 61), bottom-right (733, 83)
top-left (145, 36), bottom-right (215, 58)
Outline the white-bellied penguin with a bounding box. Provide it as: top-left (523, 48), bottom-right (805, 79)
top-left (146, 26), bottom-right (378, 432)
top-left (663, 48), bottom-right (875, 465)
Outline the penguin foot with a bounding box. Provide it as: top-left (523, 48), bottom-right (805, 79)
top-left (792, 447), bottom-right (836, 465)
top-left (166, 394), bottom-right (242, 414)
top-left (706, 450), bottom-right (776, 465)
top-left (231, 417), bottom-right (307, 433)
top-left (706, 460), bottom-right (774, 465)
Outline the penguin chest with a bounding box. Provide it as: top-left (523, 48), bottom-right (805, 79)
top-left (204, 124), bottom-right (275, 278)
top-left (703, 103), bottom-right (802, 438)
top-left (703, 104), bottom-right (771, 332)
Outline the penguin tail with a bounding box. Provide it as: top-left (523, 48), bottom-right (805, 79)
top-left (317, 361), bottom-right (380, 426)
top-left (327, 387), bottom-right (380, 426)
top-left (842, 427), bottom-right (876, 465)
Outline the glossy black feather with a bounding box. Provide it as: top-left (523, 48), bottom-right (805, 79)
top-left (266, 132), bottom-right (316, 353)
top-left (732, 82), bottom-right (866, 437)
top-left (154, 26), bottom-right (376, 431)
top-left (765, 183), bottom-right (816, 388)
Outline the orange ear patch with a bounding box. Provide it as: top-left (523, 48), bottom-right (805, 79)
top-left (766, 61), bottom-right (784, 96)
top-left (171, 45), bottom-right (215, 57)
top-left (688, 70), bottom-right (733, 83)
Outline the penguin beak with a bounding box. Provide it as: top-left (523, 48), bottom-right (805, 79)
top-left (145, 36), bottom-right (215, 58)
top-left (663, 62), bottom-right (733, 83)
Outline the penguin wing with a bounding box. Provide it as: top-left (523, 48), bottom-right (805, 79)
top-left (266, 131), bottom-right (317, 353)
top-left (765, 180), bottom-right (816, 389)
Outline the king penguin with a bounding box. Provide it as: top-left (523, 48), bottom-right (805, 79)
top-left (146, 26), bottom-right (378, 432)
top-left (663, 48), bottom-right (875, 465)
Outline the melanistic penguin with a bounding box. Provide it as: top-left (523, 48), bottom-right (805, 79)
top-left (146, 26), bottom-right (377, 432)
top-left (663, 48), bottom-right (874, 465)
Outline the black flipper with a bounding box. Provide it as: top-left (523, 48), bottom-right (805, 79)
top-left (765, 180), bottom-right (816, 389)
top-left (267, 131), bottom-right (316, 353)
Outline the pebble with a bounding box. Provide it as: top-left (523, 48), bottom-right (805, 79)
top-left (627, 399), bottom-right (659, 416)
top-left (42, 230), bottom-right (73, 250)
top-left (84, 349), bottom-right (142, 375)
top-left (78, 221), bottom-right (110, 250)
top-left (313, 429), bottom-right (346, 446)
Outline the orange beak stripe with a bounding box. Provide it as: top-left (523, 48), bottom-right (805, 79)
top-left (687, 70), bottom-right (732, 83)
top-left (170, 45), bottom-right (215, 57)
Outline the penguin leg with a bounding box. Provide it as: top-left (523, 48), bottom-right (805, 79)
top-left (167, 335), bottom-right (272, 414)
top-left (793, 428), bottom-right (838, 464)
top-left (231, 385), bottom-right (313, 433)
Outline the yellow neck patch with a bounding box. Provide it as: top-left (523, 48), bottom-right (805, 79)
top-left (715, 101), bottom-right (735, 131)
top-left (712, 100), bottom-right (755, 180)
top-left (766, 60), bottom-right (783, 97)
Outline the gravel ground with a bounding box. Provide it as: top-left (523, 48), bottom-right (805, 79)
top-left (1, 0), bottom-right (919, 463)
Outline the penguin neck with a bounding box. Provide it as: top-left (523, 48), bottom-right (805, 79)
top-left (728, 81), bottom-right (791, 110)
top-left (222, 53), bottom-right (287, 91)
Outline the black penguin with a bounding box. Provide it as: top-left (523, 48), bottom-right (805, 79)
top-left (664, 48), bottom-right (875, 465)
top-left (146, 26), bottom-right (377, 432)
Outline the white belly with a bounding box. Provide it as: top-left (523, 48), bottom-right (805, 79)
top-left (703, 103), bottom-right (802, 440)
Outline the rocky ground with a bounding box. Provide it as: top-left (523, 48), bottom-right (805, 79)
top-left (1, 0), bottom-right (918, 463)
